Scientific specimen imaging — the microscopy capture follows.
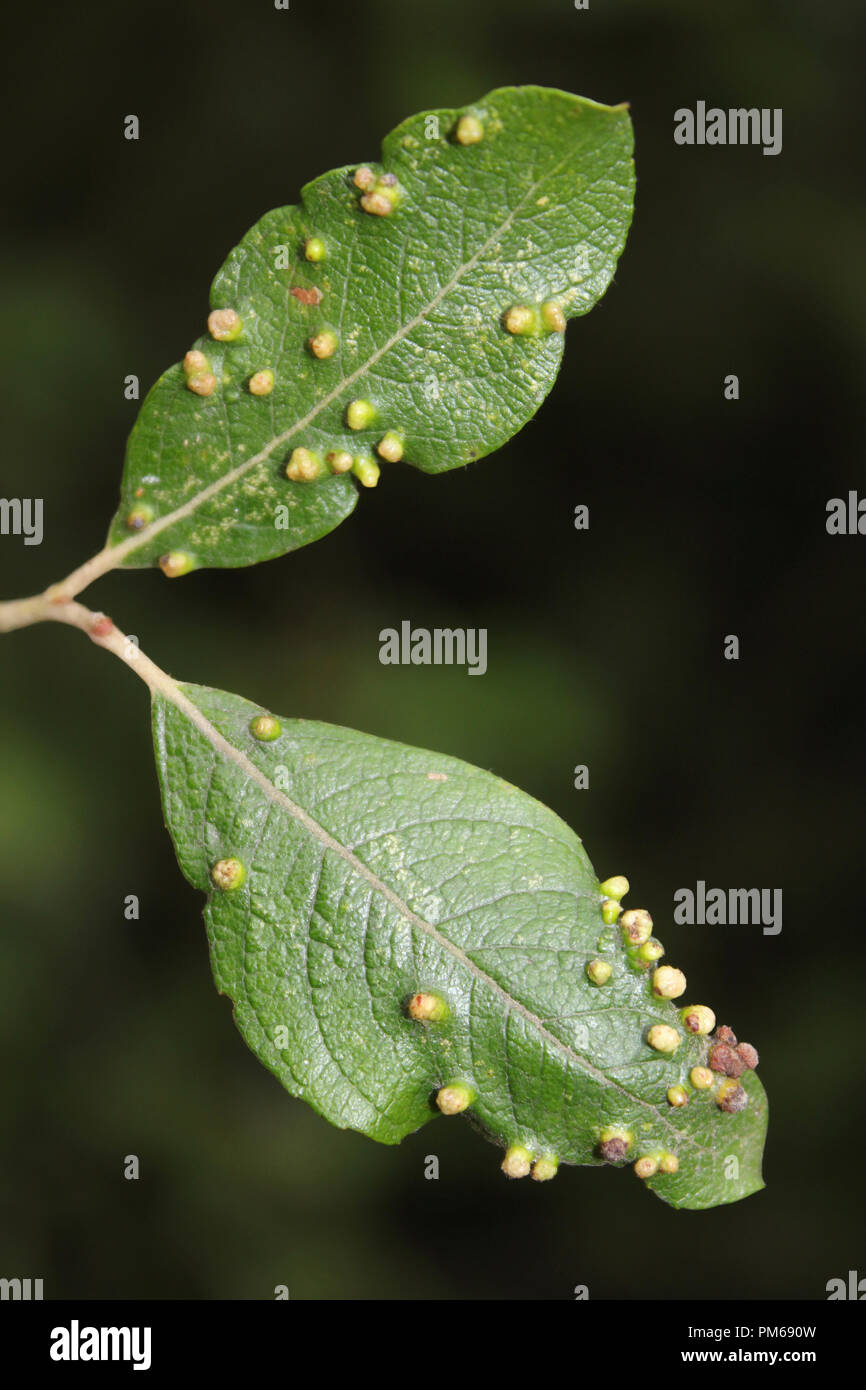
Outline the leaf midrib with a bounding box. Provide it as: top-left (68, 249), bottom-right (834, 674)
top-left (111, 150), bottom-right (575, 566)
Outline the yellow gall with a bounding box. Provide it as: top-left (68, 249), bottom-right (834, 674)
top-left (352, 456), bottom-right (381, 488)
top-left (360, 191), bottom-right (394, 216)
top-left (621, 909), bottom-right (653, 944)
top-left (456, 114), bottom-right (484, 145)
top-left (599, 1128), bottom-right (633, 1162)
top-left (248, 369), bottom-right (274, 396)
top-left (658, 1152), bottom-right (679, 1175)
top-left (286, 447), bottom-right (323, 482)
top-left (186, 372), bottom-right (216, 397)
top-left (647, 1024), bottom-right (681, 1053)
top-left (501, 1144), bottom-right (532, 1179)
top-left (586, 959), bottom-right (612, 986)
top-left (541, 300), bottom-right (567, 333)
top-left (159, 551), bottom-right (194, 579)
top-left (377, 431), bottom-right (404, 462)
top-left (309, 330), bottom-right (338, 360)
top-left (407, 992), bottom-right (448, 1023)
top-left (667, 1085), bottom-right (689, 1108)
top-left (436, 1082), bottom-right (473, 1115)
top-left (681, 1004), bottom-right (716, 1035)
top-left (601, 898), bottom-right (622, 925)
top-left (210, 857), bottom-right (246, 892)
top-left (353, 166), bottom-right (376, 191)
top-left (652, 965), bottom-right (687, 999)
top-left (531, 1156), bottom-right (559, 1183)
top-left (326, 450), bottom-right (354, 474)
top-left (207, 308), bottom-right (242, 341)
top-left (634, 1155), bottom-right (659, 1180)
top-left (599, 875), bottom-right (629, 901)
top-left (304, 236), bottom-right (326, 262)
top-left (346, 398), bottom-right (377, 430)
top-left (183, 349), bottom-right (209, 376)
top-left (504, 304), bottom-right (536, 335)
top-left (690, 1066), bottom-right (714, 1090)
top-left (249, 713), bottom-right (282, 742)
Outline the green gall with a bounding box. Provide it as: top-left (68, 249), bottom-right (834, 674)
top-left (346, 398), bottom-right (377, 430)
top-left (621, 908), bottom-right (653, 944)
top-left (377, 431), bottom-right (404, 462)
top-left (634, 1155), bottom-right (659, 1180)
top-left (159, 551), bottom-right (194, 579)
top-left (599, 875), bottom-right (629, 901)
top-left (436, 1081), bottom-right (473, 1115)
top-left (637, 939), bottom-right (665, 963)
top-left (503, 304), bottom-right (538, 335)
top-left (647, 1023), bottom-right (681, 1053)
top-left (210, 857), bottom-right (246, 892)
top-left (286, 447), bottom-right (324, 482)
top-left (304, 236), bottom-right (326, 262)
top-left (599, 1128), bottom-right (633, 1162)
top-left (667, 1085), bottom-right (689, 1108)
top-left (690, 1066), bottom-right (714, 1090)
top-left (352, 456), bottom-right (380, 488)
top-left (652, 965), bottom-right (687, 999)
top-left (407, 992), bottom-right (448, 1023)
top-left (249, 713), bottom-right (282, 742)
top-left (125, 504), bottom-right (154, 532)
top-left (309, 330), bottom-right (338, 360)
top-left (531, 1156), bottom-right (559, 1183)
top-left (541, 300), bottom-right (567, 333)
top-left (681, 1004), bottom-right (716, 1035)
top-left (455, 114), bottom-right (484, 145)
top-left (501, 1143), bottom-right (532, 1179)
top-left (601, 898), bottom-right (622, 925)
top-left (248, 369), bottom-right (274, 396)
top-left (326, 450), bottom-right (354, 474)
top-left (586, 958), bottom-right (612, 986)
top-left (207, 308), bottom-right (243, 341)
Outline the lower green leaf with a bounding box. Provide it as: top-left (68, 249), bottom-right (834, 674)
top-left (152, 682), bottom-right (767, 1209)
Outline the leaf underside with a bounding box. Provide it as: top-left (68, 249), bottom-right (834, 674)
top-left (109, 86), bottom-right (634, 573)
top-left (153, 683), bottom-right (767, 1210)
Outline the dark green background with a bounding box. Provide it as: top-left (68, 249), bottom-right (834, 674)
top-left (1, 0), bottom-right (863, 1299)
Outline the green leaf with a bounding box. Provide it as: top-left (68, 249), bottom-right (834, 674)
top-left (108, 86), bottom-right (634, 574)
top-left (153, 682), bottom-right (767, 1209)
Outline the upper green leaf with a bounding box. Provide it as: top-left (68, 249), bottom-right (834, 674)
top-left (107, 86), bottom-right (634, 575)
top-left (153, 682), bottom-right (767, 1209)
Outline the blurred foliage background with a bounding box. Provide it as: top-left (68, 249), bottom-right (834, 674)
top-left (1, 0), bottom-right (864, 1299)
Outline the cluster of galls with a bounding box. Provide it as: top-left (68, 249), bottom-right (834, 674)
top-left (406, 993), bottom-right (559, 1182)
top-left (588, 874), bottom-right (761, 1178)
top-left (598, 1128), bottom-right (679, 1180)
top-left (285, 403), bottom-right (405, 491)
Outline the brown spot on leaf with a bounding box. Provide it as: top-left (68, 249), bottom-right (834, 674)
top-left (291, 286), bottom-right (323, 306)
